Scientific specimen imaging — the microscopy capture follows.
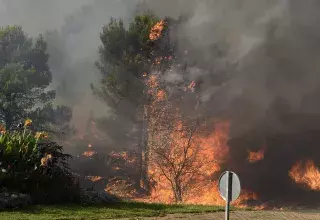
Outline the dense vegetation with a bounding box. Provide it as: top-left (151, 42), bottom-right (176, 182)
top-left (0, 120), bottom-right (79, 206)
top-left (0, 12), bottom-right (176, 208)
top-left (0, 5), bottom-right (229, 212)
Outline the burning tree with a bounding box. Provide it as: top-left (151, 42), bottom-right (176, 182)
top-left (92, 10), bottom-right (240, 205)
top-left (149, 116), bottom-right (202, 202)
top-left (143, 69), bottom-right (230, 204)
top-left (92, 14), bottom-right (177, 194)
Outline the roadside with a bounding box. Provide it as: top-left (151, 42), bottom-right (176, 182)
top-left (120, 210), bottom-right (320, 220)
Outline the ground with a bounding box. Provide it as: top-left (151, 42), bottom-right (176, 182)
top-left (0, 203), bottom-right (319, 220)
top-left (124, 210), bottom-right (320, 220)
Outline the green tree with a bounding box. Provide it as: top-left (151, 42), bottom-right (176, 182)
top-left (93, 14), bottom-right (174, 108)
top-left (92, 14), bottom-right (178, 194)
top-left (0, 25), bottom-right (72, 136)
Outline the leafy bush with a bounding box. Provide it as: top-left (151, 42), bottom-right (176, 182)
top-left (0, 120), bottom-right (80, 204)
top-left (79, 189), bottom-right (119, 205)
top-left (0, 190), bottom-right (31, 209)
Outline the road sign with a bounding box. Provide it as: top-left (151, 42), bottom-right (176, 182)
top-left (218, 171), bottom-right (241, 220)
top-left (219, 171), bottom-right (241, 202)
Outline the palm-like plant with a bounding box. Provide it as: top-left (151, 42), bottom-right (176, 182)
top-left (0, 119), bottom-right (78, 203)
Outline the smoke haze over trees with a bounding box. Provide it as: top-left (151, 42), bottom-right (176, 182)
top-left (0, 0), bottom-right (319, 207)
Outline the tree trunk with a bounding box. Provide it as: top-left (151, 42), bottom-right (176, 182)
top-left (140, 105), bottom-right (150, 195)
top-left (173, 179), bottom-right (183, 203)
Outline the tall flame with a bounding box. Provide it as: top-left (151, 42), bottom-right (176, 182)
top-left (289, 160), bottom-right (320, 191)
top-left (146, 120), bottom-right (229, 204)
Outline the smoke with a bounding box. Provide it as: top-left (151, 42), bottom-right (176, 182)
top-left (141, 0), bottom-right (320, 205)
top-left (1, 0), bottom-right (320, 205)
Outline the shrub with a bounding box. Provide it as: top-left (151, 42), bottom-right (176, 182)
top-left (0, 120), bottom-right (80, 204)
top-left (0, 189), bottom-right (31, 209)
top-left (79, 188), bottom-right (120, 205)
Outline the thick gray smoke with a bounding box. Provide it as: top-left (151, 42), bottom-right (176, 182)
top-left (1, 0), bottom-right (319, 205)
top-left (142, 0), bottom-right (320, 205)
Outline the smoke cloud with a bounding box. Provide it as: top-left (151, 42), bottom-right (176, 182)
top-left (1, 0), bottom-right (319, 205)
top-left (143, 0), bottom-right (320, 205)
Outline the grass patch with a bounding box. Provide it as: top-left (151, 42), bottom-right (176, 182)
top-left (0, 202), bottom-right (226, 220)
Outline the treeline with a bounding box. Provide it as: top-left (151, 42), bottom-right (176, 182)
top-left (0, 12), bottom-right (179, 207)
top-left (0, 8), bottom-right (230, 206)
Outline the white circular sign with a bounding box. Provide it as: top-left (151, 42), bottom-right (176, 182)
top-left (218, 171), bottom-right (241, 202)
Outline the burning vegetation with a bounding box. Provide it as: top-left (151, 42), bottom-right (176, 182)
top-left (149, 20), bottom-right (165, 41)
top-left (248, 148), bottom-right (265, 163)
top-left (65, 4), bottom-right (320, 209)
top-left (289, 160), bottom-right (320, 191)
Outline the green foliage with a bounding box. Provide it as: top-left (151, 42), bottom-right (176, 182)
top-left (0, 122), bottom-right (79, 203)
top-left (0, 191), bottom-right (31, 209)
top-left (0, 25), bottom-right (72, 133)
top-left (93, 14), bottom-right (173, 108)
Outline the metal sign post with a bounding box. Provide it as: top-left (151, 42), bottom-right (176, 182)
top-left (218, 171), bottom-right (241, 220)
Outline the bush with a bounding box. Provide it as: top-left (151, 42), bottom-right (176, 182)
top-left (0, 190), bottom-right (31, 209)
top-left (0, 120), bottom-right (80, 204)
top-left (79, 188), bottom-right (119, 205)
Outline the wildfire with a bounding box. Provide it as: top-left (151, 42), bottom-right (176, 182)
top-left (149, 20), bottom-right (165, 41)
top-left (248, 148), bottom-right (265, 163)
top-left (105, 178), bottom-right (136, 198)
top-left (24, 118), bottom-right (32, 127)
top-left (0, 124), bottom-right (5, 134)
top-left (146, 120), bottom-right (231, 204)
top-left (186, 81), bottom-right (196, 92)
top-left (289, 160), bottom-right (320, 191)
top-left (154, 57), bottom-right (163, 65)
top-left (156, 90), bottom-right (166, 101)
top-left (40, 154), bottom-right (52, 167)
top-left (86, 176), bottom-right (103, 182)
top-left (83, 150), bottom-right (96, 157)
top-left (110, 150), bottom-right (137, 164)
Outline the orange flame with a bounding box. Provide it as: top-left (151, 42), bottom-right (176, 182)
top-left (145, 120), bottom-right (231, 204)
top-left (248, 148), bottom-right (265, 163)
top-left (138, 70), bottom-right (260, 206)
top-left (156, 90), bottom-right (166, 101)
top-left (24, 119), bottom-right (32, 127)
top-left (289, 160), bottom-right (320, 191)
top-left (83, 150), bottom-right (96, 157)
top-left (0, 124), bottom-right (6, 134)
top-left (86, 176), bottom-right (103, 182)
top-left (149, 20), bottom-right (165, 41)
top-left (40, 154), bottom-right (52, 167)
top-left (186, 81), bottom-right (196, 92)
